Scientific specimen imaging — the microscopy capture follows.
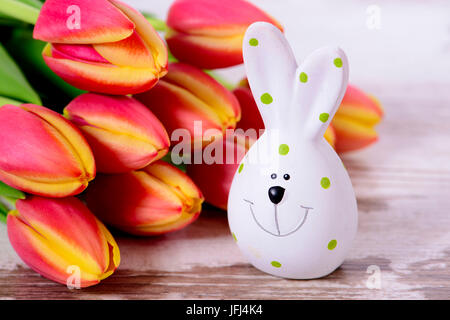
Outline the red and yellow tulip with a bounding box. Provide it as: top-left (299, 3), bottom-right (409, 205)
top-left (166, 0), bottom-right (283, 69)
top-left (332, 85), bottom-right (384, 153)
top-left (7, 196), bottom-right (120, 288)
top-left (33, 0), bottom-right (168, 95)
top-left (135, 63), bottom-right (241, 148)
top-left (85, 160), bottom-right (204, 236)
top-left (0, 104), bottom-right (95, 197)
top-left (186, 132), bottom-right (254, 210)
top-left (64, 93), bottom-right (170, 173)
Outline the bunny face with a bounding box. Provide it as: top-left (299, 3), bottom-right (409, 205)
top-left (227, 22), bottom-right (358, 279)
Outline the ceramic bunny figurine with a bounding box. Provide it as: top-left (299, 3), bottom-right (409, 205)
top-left (227, 22), bottom-right (358, 279)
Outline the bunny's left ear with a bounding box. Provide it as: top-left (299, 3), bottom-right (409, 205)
top-left (243, 22), bottom-right (297, 130)
top-left (293, 47), bottom-right (349, 141)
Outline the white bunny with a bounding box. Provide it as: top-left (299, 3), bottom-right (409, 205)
top-left (227, 22), bottom-right (358, 279)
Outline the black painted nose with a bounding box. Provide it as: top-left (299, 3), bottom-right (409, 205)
top-left (268, 186), bottom-right (285, 204)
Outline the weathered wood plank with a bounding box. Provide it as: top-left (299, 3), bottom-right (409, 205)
top-left (1, 0), bottom-right (450, 300)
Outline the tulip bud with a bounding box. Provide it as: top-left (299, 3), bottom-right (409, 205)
top-left (85, 160), bottom-right (204, 236)
top-left (233, 81), bottom-right (336, 148)
top-left (233, 86), bottom-right (264, 132)
top-left (186, 132), bottom-right (254, 210)
top-left (64, 93), bottom-right (170, 173)
top-left (134, 63), bottom-right (241, 148)
top-left (332, 85), bottom-right (384, 153)
top-left (324, 124), bottom-right (337, 149)
top-left (7, 196), bottom-right (120, 288)
top-left (33, 0), bottom-right (168, 95)
top-left (0, 104), bottom-right (95, 197)
top-left (166, 0), bottom-right (283, 69)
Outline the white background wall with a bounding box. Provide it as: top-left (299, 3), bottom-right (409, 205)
top-left (125, 0), bottom-right (450, 90)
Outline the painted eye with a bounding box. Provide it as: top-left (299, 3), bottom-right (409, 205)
top-left (271, 173), bottom-right (277, 179)
top-left (283, 174), bottom-right (290, 180)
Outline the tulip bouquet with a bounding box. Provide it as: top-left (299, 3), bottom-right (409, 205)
top-left (0, 0), bottom-right (383, 288)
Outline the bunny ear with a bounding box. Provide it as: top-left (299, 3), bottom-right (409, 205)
top-left (243, 22), bottom-right (297, 130)
top-left (292, 47), bottom-right (349, 140)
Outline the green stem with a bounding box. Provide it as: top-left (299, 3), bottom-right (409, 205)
top-left (0, 96), bottom-right (22, 106)
top-left (0, 195), bottom-right (17, 224)
top-left (0, 201), bottom-right (8, 223)
top-left (0, 0), bottom-right (40, 25)
top-left (0, 181), bottom-right (25, 200)
top-left (143, 14), bottom-right (168, 32)
top-left (204, 70), bottom-right (236, 91)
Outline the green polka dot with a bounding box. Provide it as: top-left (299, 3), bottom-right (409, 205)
top-left (299, 72), bottom-right (308, 83)
top-left (260, 93), bottom-right (273, 105)
top-left (321, 177), bottom-right (330, 189)
top-left (278, 144), bottom-right (289, 155)
top-left (271, 261), bottom-right (281, 268)
top-left (238, 163), bottom-right (244, 173)
top-left (249, 38), bottom-right (259, 46)
top-left (319, 113), bottom-right (329, 123)
top-left (334, 58), bottom-right (343, 68)
top-left (232, 232), bottom-right (237, 242)
top-left (328, 239), bottom-right (337, 250)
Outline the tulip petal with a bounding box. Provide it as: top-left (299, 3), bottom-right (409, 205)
top-left (22, 104), bottom-right (96, 180)
top-left (234, 86), bottom-right (264, 131)
top-left (166, 0), bottom-right (282, 68)
top-left (336, 85), bottom-right (384, 126)
top-left (33, 0), bottom-right (135, 44)
top-left (52, 43), bottom-right (111, 64)
top-left (65, 93), bottom-right (169, 173)
top-left (43, 44), bottom-right (158, 94)
top-left (7, 211), bottom-right (98, 287)
top-left (96, 221), bottom-right (120, 280)
top-left (135, 81), bottom-right (224, 143)
top-left (332, 85), bottom-right (383, 153)
top-left (332, 116), bottom-right (378, 153)
top-left (0, 104), bottom-right (95, 197)
top-left (7, 197), bottom-right (120, 287)
top-left (110, 0), bottom-right (168, 74)
top-left (86, 172), bottom-right (184, 230)
top-left (164, 63), bottom-right (241, 126)
top-left (93, 31), bottom-right (155, 68)
top-left (135, 63), bottom-right (241, 146)
top-left (85, 161), bottom-right (204, 236)
top-left (167, 0), bottom-right (283, 36)
top-left (144, 161), bottom-right (203, 202)
top-left (324, 125), bottom-right (336, 148)
top-left (186, 134), bottom-right (248, 210)
top-left (166, 31), bottom-right (245, 69)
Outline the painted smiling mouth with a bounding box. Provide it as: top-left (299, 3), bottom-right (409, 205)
top-left (243, 199), bottom-right (313, 237)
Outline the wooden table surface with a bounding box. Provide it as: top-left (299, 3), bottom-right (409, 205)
top-left (0, 82), bottom-right (449, 300)
top-left (1, 0), bottom-right (450, 300)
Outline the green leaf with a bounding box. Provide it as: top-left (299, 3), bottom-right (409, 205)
top-left (15, 0), bottom-right (43, 10)
top-left (168, 50), bottom-right (178, 63)
top-left (0, 0), bottom-right (40, 24)
top-left (142, 12), bottom-right (168, 32)
top-left (0, 95), bottom-right (22, 106)
top-left (0, 201), bottom-right (8, 224)
top-left (161, 153), bottom-right (187, 172)
top-left (0, 181), bottom-right (25, 200)
top-left (0, 42), bottom-right (41, 104)
top-left (7, 29), bottom-right (86, 99)
top-left (0, 212), bottom-right (7, 224)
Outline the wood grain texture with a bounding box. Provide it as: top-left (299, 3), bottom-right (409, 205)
top-left (1, 83), bottom-right (449, 300)
top-left (1, 0), bottom-right (450, 300)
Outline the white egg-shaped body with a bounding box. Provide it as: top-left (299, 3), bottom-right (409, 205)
top-left (227, 22), bottom-right (358, 279)
top-left (228, 133), bottom-right (357, 279)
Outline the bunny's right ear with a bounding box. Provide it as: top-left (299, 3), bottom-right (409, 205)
top-left (243, 22), bottom-right (297, 130)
